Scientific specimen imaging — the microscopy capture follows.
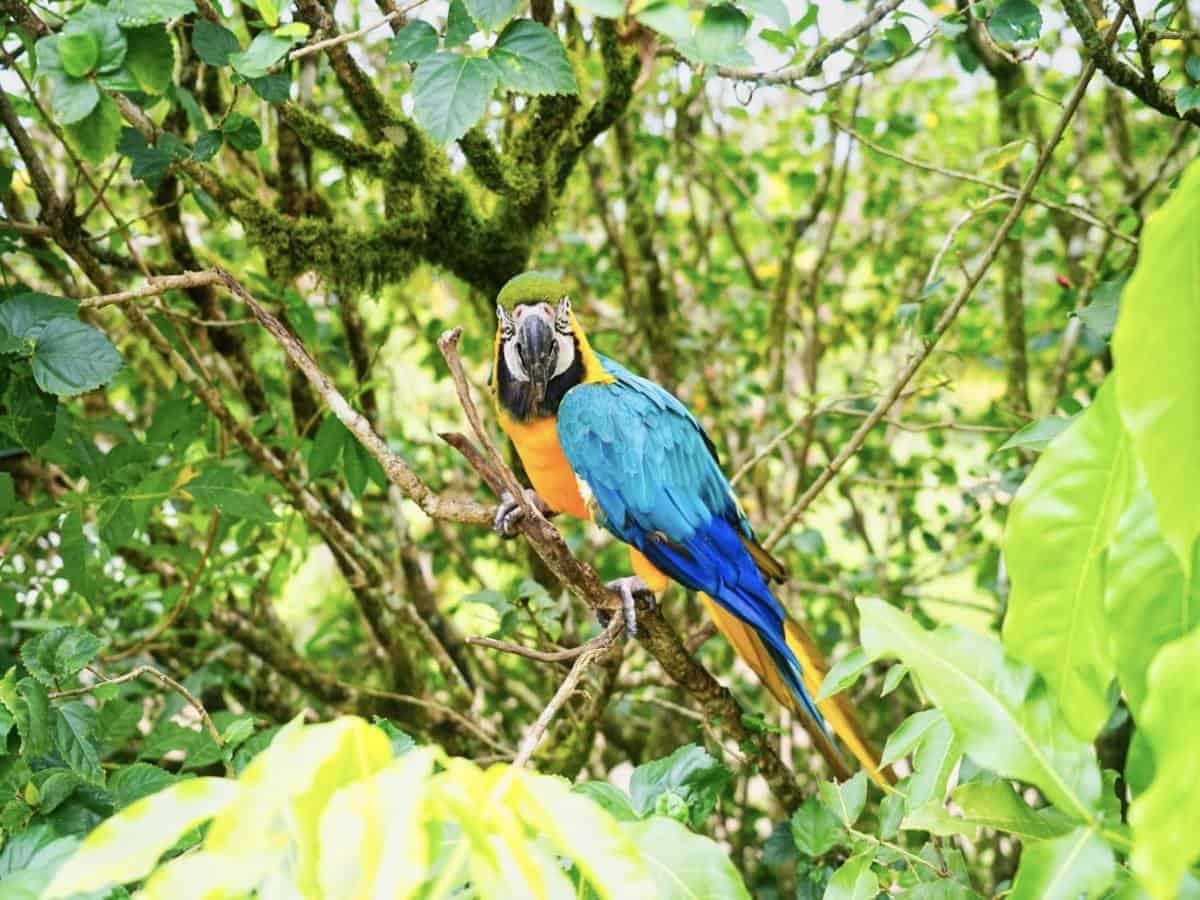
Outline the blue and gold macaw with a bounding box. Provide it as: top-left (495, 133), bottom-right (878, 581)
top-left (490, 272), bottom-right (887, 785)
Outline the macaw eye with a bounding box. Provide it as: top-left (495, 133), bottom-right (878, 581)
top-left (555, 297), bottom-right (572, 335)
top-left (497, 304), bottom-right (515, 339)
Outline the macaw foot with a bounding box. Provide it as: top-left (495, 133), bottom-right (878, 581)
top-left (493, 488), bottom-right (553, 538)
top-left (600, 576), bottom-right (657, 640)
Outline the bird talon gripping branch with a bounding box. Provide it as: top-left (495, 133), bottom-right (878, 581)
top-left (604, 575), bottom-right (656, 639)
top-left (492, 488), bottom-right (553, 538)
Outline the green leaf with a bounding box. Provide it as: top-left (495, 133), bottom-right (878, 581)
top-left (388, 20), bottom-right (439, 63)
top-left (818, 771), bottom-right (867, 827)
top-left (622, 816), bottom-right (751, 899)
top-left (858, 599), bottom-right (1103, 823)
top-left (445, 0), bottom-right (478, 47)
top-left (185, 466), bottom-right (276, 521)
top-left (490, 20), bottom-right (578, 95)
top-left (0, 293), bottom-right (78, 339)
top-left (221, 112), bottom-right (262, 151)
top-left (192, 129), bottom-right (223, 161)
top-left (988, 0), bottom-right (1042, 42)
top-left (1130, 628), bottom-right (1200, 899)
top-left (19, 627), bottom-right (103, 688)
top-left (569, 0), bottom-right (625, 16)
top-left (1115, 160), bottom-right (1200, 580)
top-left (109, 763), bottom-right (176, 809)
top-left (31, 317), bottom-right (123, 396)
top-left (248, 72), bottom-right (290, 103)
top-left (192, 20), bottom-right (241, 67)
top-left (52, 702), bottom-right (104, 784)
top-left (1009, 827), bottom-right (1114, 900)
top-left (880, 708), bottom-right (941, 768)
top-left (789, 795), bottom-right (842, 856)
top-left (952, 780), bottom-right (1074, 840)
top-left (0, 671), bottom-right (53, 757)
top-left (50, 76), bottom-right (100, 126)
top-left (464, 0), bottom-right (520, 31)
top-left (0, 473), bottom-right (13, 516)
top-left (824, 848), bottom-right (877, 900)
top-left (628, 743), bottom-right (731, 828)
top-left (738, 0), bottom-right (789, 30)
top-left (44, 777), bottom-right (239, 899)
top-left (59, 32), bottom-right (100, 77)
top-left (412, 53), bottom-right (498, 144)
top-left (881, 663), bottom-right (907, 696)
top-left (1003, 379), bottom-right (1131, 740)
top-left (1075, 278), bottom-right (1123, 339)
top-left (109, 0), bottom-right (197, 26)
top-left (907, 715), bottom-right (959, 809)
top-left (229, 31), bottom-right (294, 78)
top-left (139, 721), bottom-right (223, 769)
top-left (65, 93), bottom-right (122, 164)
top-left (308, 414), bottom-right (349, 477)
top-left (816, 647), bottom-right (869, 701)
top-left (35, 770), bottom-right (83, 814)
top-left (372, 717), bottom-right (416, 756)
top-left (1177, 86), bottom-right (1200, 116)
top-left (257, 0), bottom-right (280, 27)
top-left (1, 374), bottom-right (57, 452)
top-left (574, 781), bottom-right (638, 821)
top-left (997, 415), bottom-right (1074, 453)
top-left (1105, 486), bottom-right (1200, 718)
top-left (65, 7), bottom-right (127, 72)
top-left (1187, 55), bottom-right (1200, 81)
top-left (694, 4), bottom-right (752, 67)
top-left (125, 26), bottom-right (175, 94)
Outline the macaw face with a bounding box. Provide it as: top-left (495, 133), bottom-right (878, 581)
top-left (495, 297), bottom-right (582, 420)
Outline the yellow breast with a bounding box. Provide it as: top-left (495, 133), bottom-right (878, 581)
top-left (497, 412), bottom-right (591, 521)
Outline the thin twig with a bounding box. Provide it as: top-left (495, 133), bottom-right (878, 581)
top-left (469, 616), bottom-right (623, 663)
top-left (513, 640), bottom-right (617, 767)
top-left (289, 0), bottom-right (431, 60)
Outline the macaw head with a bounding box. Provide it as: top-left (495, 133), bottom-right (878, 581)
top-left (493, 272), bottom-right (587, 421)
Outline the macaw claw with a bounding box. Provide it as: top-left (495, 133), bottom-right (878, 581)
top-left (601, 576), bottom-right (657, 640)
top-left (493, 488), bottom-right (552, 538)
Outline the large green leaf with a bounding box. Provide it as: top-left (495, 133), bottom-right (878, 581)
top-left (185, 466), bottom-right (276, 521)
top-left (229, 31), bottom-right (295, 79)
top-left (387, 20), bottom-right (439, 64)
top-left (490, 20), bottom-right (578, 95)
top-left (65, 93), bottom-right (123, 164)
top-left (1129, 628), bottom-right (1200, 899)
top-left (49, 76), bottom-right (100, 125)
top-left (109, 0), bottom-right (197, 26)
top-left (1009, 827), bottom-right (1114, 900)
top-left (622, 816), bottom-right (750, 899)
top-left (824, 848), bottom-right (877, 900)
top-left (52, 701), bottom-right (104, 784)
top-left (858, 599), bottom-right (1103, 823)
top-left (1003, 378), bottom-right (1132, 740)
top-left (0, 293), bottom-right (78, 339)
top-left (903, 780), bottom-right (1074, 841)
top-left (63, 7), bottom-right (127, 72)
top-left (1113, 159), bottom-right (1200, 579)
top-left (0, 670), bottom-right (53, 757)
top-left (125, 25), bottom-right (175, 94)
top-left (43, 777), bottom-right (239, 898)
top-left (31, 317), bottom-right (123, 396)
top-left (988, 0), bottom-right (1041, 42)
top-left (1105, 486), bottom-right (1200, 717)
top-left (19, 627), bottom-right (103, 688)
top-left (192, 20), bottom-right (241, 67)
top-left (790, 795), bottom-right (843, 856)
top-left (628, 743), bottom-right (730, 827)
top-left (694, 4), bottom-right (753, 67)
top-left (412, 53), bottom-right (499, 144)
top-left (463, 0), bottom-right (520, 31)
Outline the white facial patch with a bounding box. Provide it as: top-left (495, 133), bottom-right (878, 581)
top-left (553, 331), bottom-right (575, 378)
top-left (504, 340), bottom-right (528, 381)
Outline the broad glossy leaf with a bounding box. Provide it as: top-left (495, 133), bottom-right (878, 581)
top-left (318, 749), bottom-right (434, 899)
top-left (192, 20), bottom-right (240, 66)
top-left (816, 647), bottom-right (869, 701)
top-left (996, 415), bottom-right (1073, 453)
top-left (109, 0), bottom-right (197, 26)
top-left (818, 771), bottom-right (867, 827)
top-left (1114, 159), bottom-right (1200, 579)
top-left (574, 781), bottom-right (638, 821)
top-left (1009, 827), bottom-right (1113, 900)
top-left (0, 293), bottom-right (77, 340)
top-left (63, 7), bottom-right (127, 72)
top-left (43, 777), bottom-right (239, 898)
top-left (109, 763), bottom-right (176, 809)
top-left (694, 4), bottom-right (752, 67)
top-left (58, 32), bottom-right (99, 77)
top-left (464, 0), bottom-right (520, 31)
top-left (229, 31), bottom-right (294, 79)
top-left (125, 26), bottom-right (175, 94)
top-left (490, 20), bottom-right (578, 95)
top-left (49, 76), bottom-right (99, 125)
top-left (388, 20), bottom-right (439, 64)
top-left (789, 795), bottom-right (843, 857)
top-left (1004, 379), bottom-right (1131, 739)
top-left (903, 780), bottom-right (1073, 841)
top-left (32, 317), bottom-right (123, 396)
top-left (907, 715), bottom-right (959, 809)
top-left (859, 599), bottom-right (1103, 823)
top-left (412, 53), bottom-right (498, 144)
top-left (19, 626), bottom-right (102, 687)
top-left (205, 716), bottom-right (393, 895)
top-left (445, 0), bottom-right (477, 47)
top-left (1177, 86), bottom-right (1200, 115)
top-left (1130, 628), bottom-right (1200, 899)
top-left (629, 743), bottom-right (730, 827)
top-left (988, 0), bottom-right (1041, 42)
top-left (880, 709), bottom-right (941, 768)
top-left (0, 671), bottom-right (53, 756)
top-left (824, 848), bottom-right (877, 900)
top-left (65, 93), bottom-right (123, 164)
top-left (52, 702), bottom-right (104, 784)
top-left (622, 816), bottom-right (750, 899)
top-left (1105, 486), bottom-right (1200, 717)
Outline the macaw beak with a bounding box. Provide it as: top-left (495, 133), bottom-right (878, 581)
top-left (516, 307), bottom-right (557, 406)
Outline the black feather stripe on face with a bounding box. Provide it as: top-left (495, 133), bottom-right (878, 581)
top-left (497, 333), bottom-right (585, 421)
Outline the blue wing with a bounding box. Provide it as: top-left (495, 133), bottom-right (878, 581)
top-left (557, 356), bottom-right (823, 726)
